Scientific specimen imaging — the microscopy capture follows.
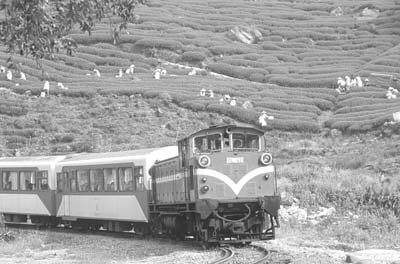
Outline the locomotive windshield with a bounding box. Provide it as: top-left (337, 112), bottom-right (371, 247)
top-left (193, 131), bottom-right (260, 153)
top-left (194, 133), bottom-right (222, 153)
top-left (232, 133), bottom-right (259, 151)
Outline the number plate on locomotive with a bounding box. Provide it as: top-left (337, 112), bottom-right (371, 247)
top-left (226, 157), bottom-right (244, 163)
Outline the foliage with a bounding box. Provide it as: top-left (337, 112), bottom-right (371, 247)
top-left (0, 0), bottom-right (145, 59)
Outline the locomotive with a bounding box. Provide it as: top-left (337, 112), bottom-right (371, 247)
top-left (0, 125), bottom-right (279, 245)
top-left (149, 125), bottom-right (280, 245)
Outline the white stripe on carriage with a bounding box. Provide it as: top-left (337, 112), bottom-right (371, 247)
top-left (0, 194), bottom-right (51, 215)
top-left (197, 166), bottom-right (274, 195)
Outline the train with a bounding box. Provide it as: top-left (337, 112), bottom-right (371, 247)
top-left (0, 125), bottom-right (280, 245)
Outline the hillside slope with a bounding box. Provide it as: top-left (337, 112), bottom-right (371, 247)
top-left (0, 0), bottom-right (399, 154)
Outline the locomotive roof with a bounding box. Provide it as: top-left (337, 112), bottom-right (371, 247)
top-left (178, 125), bottom-right (264, 141)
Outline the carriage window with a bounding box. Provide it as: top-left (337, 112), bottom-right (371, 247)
top-left (77, 170), bottom-right (90, 192)
top-left (104, 168), bottom-right (117, 191)
top-left (68, 171), bottom-right (77, 192)
top-left (90, 169), bottom-right (104, 192)
top-left (37, 171), bottom-right (49, 190)
top-left (2, 171), bottom-right (18, 190)
top-left (20, 171), bottom-right (36, 191)
top-left (194, 134), bottom-right (221, 153)
top-left (134, 166), bottom-right (144, 191)
top-left (233, 133), bottom-right (259, 151)
top-left (118, 168), bottom-right (133, 191)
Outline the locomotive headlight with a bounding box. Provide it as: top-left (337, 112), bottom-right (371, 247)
top-left (200, 185), bottom-right (209, 193)
top-left (201, 177), bottom-right (207, 183)
top-left (198, 155), bottom-right (211, 168)
top-left (264, 174), bottom-right (270, 180)
top-left (260, 153), bottom-right (272, 165)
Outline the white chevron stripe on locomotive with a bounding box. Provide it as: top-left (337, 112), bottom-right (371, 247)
top-left (197, 166), bottom-right (274, 196)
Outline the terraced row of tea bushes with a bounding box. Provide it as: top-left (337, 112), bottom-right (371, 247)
top-left (336, 102), bottom-right (400, 114)
top-left (327, 114), bottom-right (393, 132)
top-left (0, 96), bottom-right (29, 116)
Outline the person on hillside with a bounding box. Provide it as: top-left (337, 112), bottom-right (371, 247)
top-left (65, 39), bottom-right (77, 56)
top-left (161, 69), bottom-right (167, 76)
top-left (43, 81), bottom-right (50, 96)
top-left (230, 97), bottom-right (237, 106)
top-left (223, 94), bottom-right (231, 103)
top-left (208, 89), bottom-right (214, 98)
top-left (219, 98), bottom-right (224, 104)
top-left (344, 76), bottom-right (351, 88)
top-left (188, 69), bottom-right (196, 76)
top-left (355, 76), bottom-right (363, 88)
top-left (57, 82), bottom-right (68, 90)
top-left (386, 87), bottom-right (398, 99)
top-left (125, 64), bottom-right (135, 74)
top-left (20, 72), bottom-right (26, 81)
top-left (200, 88), bottom-right (206, 97)
top-left (350, 77), bottom-right (357, 88)
top-left (337, 77), bottom-right (346, 89)
top-left (364, 78), bottom-right (370, 86)
top-left (153, 68), bottom-right (161, 80)
top-left (93, 69), bottom-right (101, 77)
top-left (6, 70), bottom-right (12, 81)
top-left (258, 111), bottom-right (274, 127)
top-left (115, 69), bottom-right (123, 78)
top-left (0, 66), bottom-right (5, 73)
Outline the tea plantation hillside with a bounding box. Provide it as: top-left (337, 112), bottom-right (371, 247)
top-left (0, 0), bottom-right (400, 155)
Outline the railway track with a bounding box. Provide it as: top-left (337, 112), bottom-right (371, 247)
top-left (7, 226), bottom-right (290, 264)
top-left (210, 244), bottom-right (269, 264)
top-left (249, 244), bottom-right (270, 264)
top-left (210, 247), bottom-right (235, 264)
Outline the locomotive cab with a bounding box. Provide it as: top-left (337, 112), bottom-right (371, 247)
top-left (181, 125), bottom-right (277, 200)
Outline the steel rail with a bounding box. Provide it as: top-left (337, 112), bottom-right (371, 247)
top-left (210, 247), bottom-right (235, 264)
top-left (249, 244), bottom-right (270, 264)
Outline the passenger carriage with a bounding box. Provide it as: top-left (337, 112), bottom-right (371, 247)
top-left (0, 156), bottom-right (65, 225)
top-left (150, 125), bottom-right (280, 245)
top-left (55, 147), bottom-right (177, 232)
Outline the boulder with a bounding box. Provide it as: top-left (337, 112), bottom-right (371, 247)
top-left (228, 25), bottom-right (263, 44)
top-left (346, 249), bottom-right (400, 264)
top-left (279, 204), bottom-right (307, 223)
top-left (280, 191), bottom-right (299, 206)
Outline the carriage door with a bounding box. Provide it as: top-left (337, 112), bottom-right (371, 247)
top-left (57, 172), bottom-right (70, 216)
top-left (63, 172), bottom-right (71, 216)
